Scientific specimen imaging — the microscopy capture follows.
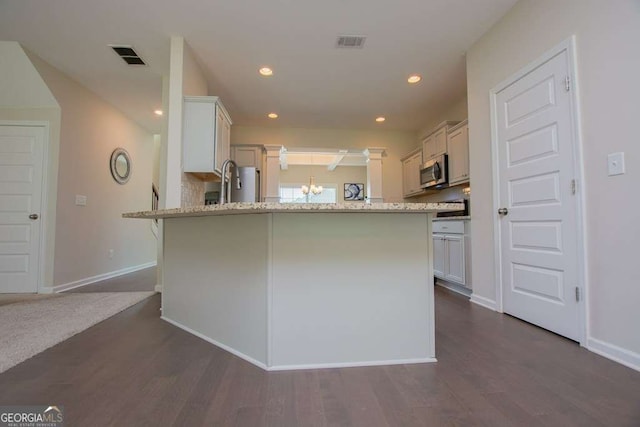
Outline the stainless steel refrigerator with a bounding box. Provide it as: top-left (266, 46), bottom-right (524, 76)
top-left (231, 166), bottom-right (261, 202)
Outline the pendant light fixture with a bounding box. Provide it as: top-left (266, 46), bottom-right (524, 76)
top-left (300, 153), bottom-right (323, 198)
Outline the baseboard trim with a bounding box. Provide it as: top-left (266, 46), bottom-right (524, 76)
top-left (52, 261), bottom-right (157, 293)
top-left (154, 284), bottom-right (163, 293)
top-left (161, 315), bottom-right (437, 372)
top-left (161, 315), bottom-right (268, 370)
top-left (587, 337), bottom-right (640, 372)
top-left (268, 357), bottom-right (437, 372)
top-left (435, 280), bottom-right (472, 298)
top-left (470, 293), bottom-right (497, 311)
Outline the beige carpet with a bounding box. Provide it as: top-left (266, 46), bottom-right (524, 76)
top-left (0, 293), bottom-right (60, 307)
top-left (0, 292), bottom-right (155, 373)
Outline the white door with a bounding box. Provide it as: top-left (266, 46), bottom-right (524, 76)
top-left (0, 125), bottom-right (45, 293)
top-left (494, 48), bottom-right (581, 341)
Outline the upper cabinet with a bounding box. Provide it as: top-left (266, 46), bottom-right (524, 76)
top-left (447, 120), bottom-right (469, 186)
top-left (422, 121), bottom-right (458, 161)
top-left (230, 145), bottom-right (263, 170)
top-left (183, 96), bottom-right (232, 175)
top-left (401, 148), bottom-right (424, 198)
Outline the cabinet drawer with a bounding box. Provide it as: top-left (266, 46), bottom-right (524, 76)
top-left (433, 221), bottom-right (464, 234)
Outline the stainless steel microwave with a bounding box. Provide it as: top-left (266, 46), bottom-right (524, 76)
top-left (420, 154), bottom-right (448, 189)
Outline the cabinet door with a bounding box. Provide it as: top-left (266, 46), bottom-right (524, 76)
top-left (433, 127), bottom-right (447, 157)
top-left (402, 157), bottom-right (412, 197)
top-left (422, 135), bottom-right (434, 160)
top-left (214, 107), bottom-right (227, 174)
top-left (402, 151), bottom-right (423, 197)
top-left (232, 146), bottom-right (261, 168)
top-left (221, 113), bottom-right (231, 167)
top-left (448, 124), bottom-right (469, 185)
top-left (410, 152), bottom-right (422, 194)
top-left (444, 235), bottom-right (465, 284)
top-left (433, 235), bottom-right (446, 278)
top-left (183, 100), bottom-right (216, 173)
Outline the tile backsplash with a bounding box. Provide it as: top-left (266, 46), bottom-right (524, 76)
top-left (181, 173), bottom-right (205, 207)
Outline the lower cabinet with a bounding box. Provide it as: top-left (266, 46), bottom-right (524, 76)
top-left (432, 220), bottom-right (471, 288)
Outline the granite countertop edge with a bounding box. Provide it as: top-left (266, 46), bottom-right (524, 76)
top-left (432, 216), bottom-right (471, 221)
top-left (123, 202), bottom-right (465, 219)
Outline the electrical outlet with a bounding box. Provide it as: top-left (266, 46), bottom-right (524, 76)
top-left (75, 195), bottom-right (87, 206)
top-left (108, 249), bottom-right (114, 259)
top-left (607, 152), bottom-right (625, 176)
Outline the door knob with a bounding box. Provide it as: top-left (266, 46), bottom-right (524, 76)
top-left (29, 214), bottom-right (39, 220)
top-left (498, 208), bottom-right (508, 216)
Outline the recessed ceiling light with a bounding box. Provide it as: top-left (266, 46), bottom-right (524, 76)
top-left (407, 74), bottom-right (422, 84)
top-left (375, 117), bottom-right (386, 123)
top-left (268, 113), bottom-right (279, 119)
top-left (259, 67), bottom-right (273, 76)
top-left (154, 109), bottom-right (163, 116)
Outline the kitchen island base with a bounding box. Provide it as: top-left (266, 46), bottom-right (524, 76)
top-left (162, 212), bottom-right (436, 371)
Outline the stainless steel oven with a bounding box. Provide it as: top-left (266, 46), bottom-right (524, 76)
top-left (420, 154), bottom-right (448, 189)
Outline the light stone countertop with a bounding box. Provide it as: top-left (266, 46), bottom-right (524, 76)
top-left (123, 202), bottom-right (465, 219)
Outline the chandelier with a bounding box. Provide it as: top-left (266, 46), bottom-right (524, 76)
top-left (301, 176), bottom-right (323, 195)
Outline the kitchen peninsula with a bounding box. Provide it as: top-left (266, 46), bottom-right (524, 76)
top-left (124, 202), bottom-right (462, 371)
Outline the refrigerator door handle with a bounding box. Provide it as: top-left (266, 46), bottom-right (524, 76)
top-left (256, 169), bottom-right (261, 202)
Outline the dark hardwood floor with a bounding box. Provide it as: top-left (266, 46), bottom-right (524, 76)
top-left (67, 267), bottom-right (157, 293)
top-left (1, 272), bottom-right (639, 426)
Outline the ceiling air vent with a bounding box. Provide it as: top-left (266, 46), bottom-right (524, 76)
top-left (336, 35), bottom-right (366, 49)
top-left (109, 45), bottom-right (147, 66)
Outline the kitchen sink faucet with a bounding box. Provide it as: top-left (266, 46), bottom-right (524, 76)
top-left (219, 159), bottom-right (241, 205)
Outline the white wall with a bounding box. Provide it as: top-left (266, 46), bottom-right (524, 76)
top-left (152, 134), bottom-right (161, 189)
top-left (161, 37), bottom-right (209, 208)
top-left (467, 0), bottom-right (640, 366)
top-left (25, 50), bottom-right (156, 289)
top-left (418, 96), bottom-right (468, 140)
top-left (0, 41), bottom-right (57, 108)
top-left (232, 126), bottom-right (417, 203)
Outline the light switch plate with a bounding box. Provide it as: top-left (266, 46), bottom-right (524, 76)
top-left (607, 152), bottom-right (625, 176)
top-left (75, 195), bottom-right (87, 206)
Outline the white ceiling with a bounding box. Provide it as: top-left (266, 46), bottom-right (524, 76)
top-left (0, 0), bottom-right (518, 133)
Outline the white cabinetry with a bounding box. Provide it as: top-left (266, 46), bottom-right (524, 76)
top-left (447, 120), bottom-right (469, 186)
top-left (231, 145), bottom-right (263, 169)
top-left (183, 96), bottom-right (232, 175)
top-left (432, 220), bottom-right (471, 289)
top-left (422, 121), bottom-right (458, 161)
top-left (401, 148), bottom-right (424, 198)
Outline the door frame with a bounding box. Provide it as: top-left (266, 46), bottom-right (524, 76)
top-left (489, 36), bottom-right (588, 345)
top-left (0, 120), bottom-right (50, 293)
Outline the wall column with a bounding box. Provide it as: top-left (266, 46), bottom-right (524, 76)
top-left (263, 145), bottom-right (282, 203)
top-left (364, 148), bottom-right (386, 203)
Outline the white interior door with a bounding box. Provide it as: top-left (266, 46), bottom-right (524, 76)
top-left (494, 48), bottom-right (581, 341)
top-left (0, 125), bottom-right (45, 293)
